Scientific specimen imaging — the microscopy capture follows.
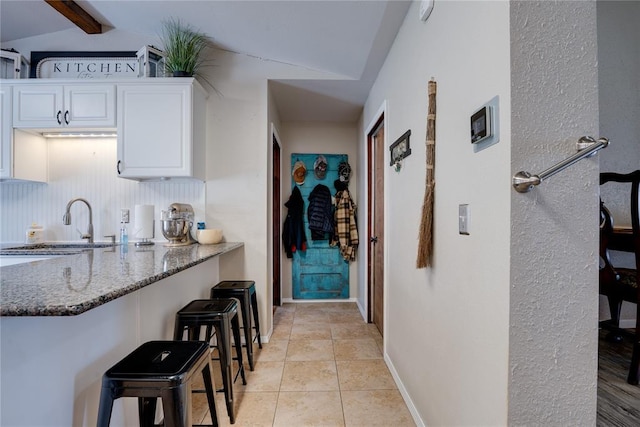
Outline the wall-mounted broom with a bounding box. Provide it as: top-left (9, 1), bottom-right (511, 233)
top-left (416, 80), bottom-right (437, 268)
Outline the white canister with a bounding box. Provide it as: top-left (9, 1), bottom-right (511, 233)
top-left (26, 224), bottom-right (44, 244)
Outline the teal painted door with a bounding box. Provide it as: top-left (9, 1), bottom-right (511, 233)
top-left (292, 153), bottom-right (349, 299)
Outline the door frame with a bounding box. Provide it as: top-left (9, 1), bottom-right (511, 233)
top-left (365, 102), bottom-right (387, 332)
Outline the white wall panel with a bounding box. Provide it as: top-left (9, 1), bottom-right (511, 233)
top-left (0, 138), bottom-right (204, 244)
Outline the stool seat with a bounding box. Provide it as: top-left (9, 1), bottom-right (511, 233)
top-left (211, 281), bottom-right (262, 371)
top-left (107, 341), bottom-right (204, 378)
top-left (97, 340), bottom-right (218, 427)
top-left (174, 299), bottom-right (246, 424)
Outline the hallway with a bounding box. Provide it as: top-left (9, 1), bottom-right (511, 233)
top-left (193, 301), bottom-right (415, 426)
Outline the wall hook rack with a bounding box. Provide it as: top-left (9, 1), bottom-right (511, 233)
top-left (512, 136), bottom-right (609, 193)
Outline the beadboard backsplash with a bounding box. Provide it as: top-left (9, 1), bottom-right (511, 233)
top-left (0, 138), bottom-right (205, 244)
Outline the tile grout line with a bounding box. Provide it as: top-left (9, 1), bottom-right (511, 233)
top-left (333, 335), bottom-right (349, 427)
top-left (272, 304), bottom-right (296, 427)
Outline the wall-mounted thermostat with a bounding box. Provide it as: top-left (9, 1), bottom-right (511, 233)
top-left (471, 105), bottom-right (492, 144)
top-left (470, 96), bottom-right (500, 152)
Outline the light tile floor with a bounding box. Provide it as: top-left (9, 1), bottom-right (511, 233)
top-left (191, 302), bottom-right (415, 426)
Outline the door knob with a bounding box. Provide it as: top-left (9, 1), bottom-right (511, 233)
top-left (370, 236), bottom-right (378, 244)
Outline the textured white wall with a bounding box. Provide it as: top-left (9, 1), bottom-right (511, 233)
top-left (361, 1), bottom-right (511, 425)
top-left (509, 1), bottom-right (599, 425)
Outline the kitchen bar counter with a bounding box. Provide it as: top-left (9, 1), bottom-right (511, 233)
top-left (1, 241), bottom-right (243, 426)
top-left (0, 242), bottom-right (243, 316)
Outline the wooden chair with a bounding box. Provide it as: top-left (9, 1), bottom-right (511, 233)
top-left (599, 170), bottom-right (640, 385)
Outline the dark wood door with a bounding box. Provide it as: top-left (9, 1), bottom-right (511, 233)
top-left (272, 135), bottom-right (281, 307)
top-left (368, 117), bottom-right (385, 334)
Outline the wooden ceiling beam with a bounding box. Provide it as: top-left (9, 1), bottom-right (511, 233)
top-left (45, 0), bottom-right (102, 34)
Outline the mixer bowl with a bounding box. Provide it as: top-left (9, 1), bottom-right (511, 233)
top-left (161, 218), bottom-right (192, 243)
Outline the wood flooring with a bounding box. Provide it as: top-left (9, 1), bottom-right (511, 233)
top-left (598, 328), bottom-right (640, 426)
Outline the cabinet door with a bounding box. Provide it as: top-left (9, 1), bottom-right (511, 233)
top-left (117, 84), bottom-right (193, 178)
top-left (12, 84), bottom-right (115, 128)
top-left (64, 85), bottom-right (116, 127)
top-left (0, 86), bottom-right (11, 178)
top-left (13, 85), bottom-right (63, 128)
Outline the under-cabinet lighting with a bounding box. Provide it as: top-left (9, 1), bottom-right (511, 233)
top-left (42, 132), bottom-right (117, 138)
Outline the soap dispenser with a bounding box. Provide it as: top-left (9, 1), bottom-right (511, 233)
top-left (120, 209), bottom-right (129, 245)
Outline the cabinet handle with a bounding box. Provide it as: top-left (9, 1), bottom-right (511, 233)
top-left (56, 111), bottom-right (62, 125)
top-left (64, 111), bottom-right (70, 125)
top-left (117, 160), bottom-right (121, 175)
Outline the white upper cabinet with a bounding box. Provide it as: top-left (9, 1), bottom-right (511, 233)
top-left (13, 84), bottom-right (116, 129)
top-left (1, 85), bottom-right (47, 182)
top-left (116, 78), bottom-right (207, 180)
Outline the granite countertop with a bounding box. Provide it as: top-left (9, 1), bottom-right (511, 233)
top-left (0, 242), bottom-right (243, 317)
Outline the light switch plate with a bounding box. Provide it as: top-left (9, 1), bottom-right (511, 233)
top-left (459, 204), bottom-right (469, 235)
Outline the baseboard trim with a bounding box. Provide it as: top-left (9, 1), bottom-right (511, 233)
top-left (384, 352), bottom-right (426, 427)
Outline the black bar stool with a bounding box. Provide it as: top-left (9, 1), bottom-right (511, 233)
top-left (97, 340), bottom-right (219, 427)
top-left (174, 299), bottom-right (246, 424)
top-left (210, 280), bottom-right (262, 371)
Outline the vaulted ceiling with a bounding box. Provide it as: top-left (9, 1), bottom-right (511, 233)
top-left (0, 1), bottom-right (412, 122)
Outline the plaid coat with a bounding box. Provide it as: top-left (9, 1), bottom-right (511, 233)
top-left (331, 189), bottom-right (359, 261)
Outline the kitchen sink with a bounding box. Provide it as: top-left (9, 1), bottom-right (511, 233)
top-left (0, 255), bottom-right (62, 267)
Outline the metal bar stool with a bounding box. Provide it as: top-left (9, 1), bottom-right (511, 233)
top-left (210, 281), bottom-right (262, 371)
top-left (174, 299), bottom-right (246, 424)
top-left (97, 340), bottom-right (219, 427)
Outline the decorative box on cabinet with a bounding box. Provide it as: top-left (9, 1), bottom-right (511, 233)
top-left (13, 83), bottom-right (116, 130)
top-left (1, 85), bottom-right (47, 182)
top-left (136, 45), bottom-right (166, 78)
top-left (0, 49), bottom-right (29, 79)
top-left (116, 78), bottom-right (207, 180)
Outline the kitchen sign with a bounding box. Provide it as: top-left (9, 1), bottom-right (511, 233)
top-left (30, 51), bottom-right (138, 79)
top-left (37, 57), bottom-right (138, 78)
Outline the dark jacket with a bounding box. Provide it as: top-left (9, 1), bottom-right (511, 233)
top-left (282, 186), bottom-right (307, 258)
top-left (307, 184), bottom-right (334, 240)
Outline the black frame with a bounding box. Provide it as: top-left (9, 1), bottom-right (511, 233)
top-left (389, 129), bottom-right (412, 166)
top-left (470, 105), bottom-right (491, 144)
top-left (30, 51), bottom-right (136, 78)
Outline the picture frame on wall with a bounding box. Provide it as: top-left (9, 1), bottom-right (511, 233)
top-left (389, 129), bottom-right (412, 167)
